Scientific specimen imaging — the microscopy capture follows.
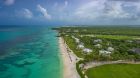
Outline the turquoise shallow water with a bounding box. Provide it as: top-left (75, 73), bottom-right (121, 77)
top-left (0, 26), bottom-right (62, 78)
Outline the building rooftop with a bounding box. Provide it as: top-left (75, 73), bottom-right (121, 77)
top-left (94, 44), bottom-right (102, 48)
top-left (99, 50), bottom-right (111, 56)
top-left (83, 48), bottom-right (92, 53)
top-left (93, 39), bottom-right (102, 43)
top-left (107, 47), bottom-right (114, 52)
top-left (130, 48), bottom-right (140, 54)
top-left (77, 44), bottom-right (84, 49)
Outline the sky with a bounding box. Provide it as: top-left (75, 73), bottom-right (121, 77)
top-left (0, 0), bottom-right (140, 25)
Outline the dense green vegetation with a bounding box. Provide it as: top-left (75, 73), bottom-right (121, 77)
top-left (63, 36), bottom-right (84, 58)
top-left (86, 64), bottom-right (140, 78)
top-left (76, 61), bottom-right (85, 78)
top-left (57, 26), bottom-right (140, 78)
top-left (81, 36), bottom-right (140, 60)
top-left (63, 35), bottom-right (140, 61)
top-left (58, 26), bottom-right (140, 36)
top-left (58, 27), bottom-right (140, 61)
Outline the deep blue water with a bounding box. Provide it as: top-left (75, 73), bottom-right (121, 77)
top-left (0, 26), bottom-right (62, 78)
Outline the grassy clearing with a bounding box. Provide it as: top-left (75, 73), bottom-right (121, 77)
top-left (86, 64), bottom-right (140, 78)
top-left (96, 35), bottom-right (139, 40)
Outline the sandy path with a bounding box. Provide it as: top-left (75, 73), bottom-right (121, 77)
top-left (84, 60), bottom-right (140, 70)
top-left (59, 37), bottom-right (80, 78)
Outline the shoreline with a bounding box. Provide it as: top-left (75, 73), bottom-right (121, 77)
top-left (59, 37), bottom-right (80, 78)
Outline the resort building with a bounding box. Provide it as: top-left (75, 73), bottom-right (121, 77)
top-left (73, 30), bottom-right (79, 32)
top-left (136, 40), bottom-right (140, 44)
top-left (75, 38), bottom-right (80, 43)
top-left (72, 36), bottom-right (80, 43)
top-left (83, 48), bottom-right (92, 53)
top-left (66, 29), bottom-right (71, 32)
top-left (107, 47), bottom-right (114, 52)
top-left (99, 50), bottom-right (111, 56)
top-left (94, 44), bottom-right (102, 48)
top-left (66, 35), bottom-right (69, 36)
top-left (93, 39), bottom-right (102, 43)
top-left (130, 48), bottom-right (140, 54)
top-left (83, 29), bottom-right (87, 31)
top-left (77, 44), bottom-right (84, 49)
top-left (126, 40), bottom-right (133, 43)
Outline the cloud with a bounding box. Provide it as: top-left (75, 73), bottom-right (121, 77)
top-left (37, 4), bottom-right (51, 19)
top-left (75, 0), bottom-right (107, 19)
top-left (109, 0), bottom-right (140, 2)
top-left (4, 0), bottom-right (15, 6)
top-left (54, 2), bottom-right (58, 7)
top-left (64, 1), bottom-right (68, 7)
top-left (74, 0), bottom-right (140, 20)
top-left (17, 8), bottom-right (33, 19)
top-left (22, 9), bottom-right (33, 19)
top-left (53, 1), bottom-right (68, 12)
top-left (104, 1), bottom-right (130, 18)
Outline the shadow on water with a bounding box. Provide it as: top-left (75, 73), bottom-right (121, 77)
top-left (0, 64), bottom-right (8, 71)
top-left (2, 74), bottom-right (13, 78)
top-left (22, 68), bottom-right (31, 78)
top-left (0, 27), bottom-right (61, 78)
top-left (13, 61), bottom-right (36, 68)
top-left (0, 31), bottom-right (41, 59)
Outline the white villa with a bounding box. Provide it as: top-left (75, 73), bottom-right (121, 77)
top-left (83, 29), bottom-right (87, 31)
top-left (94, 39), bottom-right (102, 43)
top-left (72, 35), bottom-right (93, 54)
top-left (72, 36), bottom-right (80, 43)
top-left (94, 44), bottom-right (102, 48)
top-left (77, 44), bottom-right (84, 49)
top-left (73, 30), bottom-right (79, 32)
top-left (107, 47), bottom-right (114, 52)
top-left (72, 36), bottom-right (74, 38)
top-left (99, 50), bottom-right (111, 56)
top-left (126, 40), bottom-right (133, 43)
top-left (75, 38), bottom-right (80, 43)
top-left (65, 35), bottom-right (69, 36)
top-left (66, 29), bottom-right (71, 32)
top-left (83, 48), bottom-right (92, 53)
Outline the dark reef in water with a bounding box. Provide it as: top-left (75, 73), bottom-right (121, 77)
top-left (0, 64), bottom-right (8, 71)
top-left (14, 61), bottom-right (36, 68)
top-left (22, 68), bottom-right (31, 78)
top-left (2, 74), bottom-right (13, 78)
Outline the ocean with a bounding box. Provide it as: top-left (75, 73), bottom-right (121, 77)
top-left (0, 26), bottom-right (62, 78)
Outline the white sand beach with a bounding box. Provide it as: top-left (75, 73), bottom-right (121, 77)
top-left (59, 37), bottom-right (80, 78)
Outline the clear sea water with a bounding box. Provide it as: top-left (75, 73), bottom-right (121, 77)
top-left (0, 26), bottom-right (62, 78)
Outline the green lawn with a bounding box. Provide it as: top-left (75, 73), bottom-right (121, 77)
top-left (86, 64), bottom-right (140, 78)
top-left (96, 35), bottom-right (138, 40)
